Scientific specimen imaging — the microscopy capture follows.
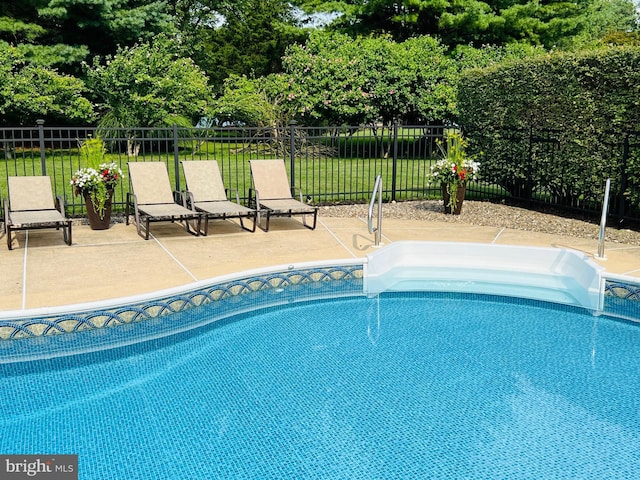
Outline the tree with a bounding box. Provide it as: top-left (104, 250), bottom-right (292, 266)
top-left (0, 44), bottom-right (93, 126)
top-left (280, 32), bottom-right (457, 125)
top-left (451, 42), bottom-right (547, 73)
top-left (0, 0), bottom-right (174, 73)
top-left (281, 32), bottom-right (379, 125)
top-left (38, 0), bottom-right (175, 57)
top-left (212, 74), bottom-right (290, 128)
top-left (183, 0), bottom-right (307, 90)
top-left (292, 0), bottom-right (639, 49)
top-left (85, 35), bottom-right (211, 131)
top-left (458, 46), bottom-right (640, 205)
top-left (0, 1), bottom-right (88, 69)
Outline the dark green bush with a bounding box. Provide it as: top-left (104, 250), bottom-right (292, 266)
top-left (458, 46), bottom-right (640, 217)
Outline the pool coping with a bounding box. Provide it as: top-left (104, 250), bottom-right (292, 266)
top-left (1, 242), bottom-right (639, 363)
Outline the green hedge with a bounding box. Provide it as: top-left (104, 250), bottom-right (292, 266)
top-left (458, 46), bottom-right (640, 217)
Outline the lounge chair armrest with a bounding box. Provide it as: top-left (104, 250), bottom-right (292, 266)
top-left (182, 190), bottom-right (195, 209)
top-left (249, 187), bottom-right (260, 209)
top-left (126, 192), bottom-right (136, 224)
top-left (55, 195), bottom-right (68, 218)
top-left (226, 188), bottom-right (243, 205)
top-left (291, 187), bottom-right (311, 204)
top-left (126, 191), bottom-right (137, 208)
top-left (2, 197), bottom-right (9, 226)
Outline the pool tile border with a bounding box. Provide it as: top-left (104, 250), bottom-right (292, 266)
top-left (1, 260), bottom-right (640, 364)
top-left (0, 264), bottom-right (364, 341)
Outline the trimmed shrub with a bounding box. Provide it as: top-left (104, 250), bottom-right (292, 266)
top-left (458, 47), bottom-right (640, 218)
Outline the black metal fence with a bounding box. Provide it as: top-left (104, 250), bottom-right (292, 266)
top-left (1, 121), bottom-right (639, 225)
top-left (0, 122), bottom-right (446, 217)
top-left (465, 126), bottom-right (640, 224)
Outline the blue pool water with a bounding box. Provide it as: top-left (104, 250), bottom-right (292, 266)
top-left (1, 292), bottom-right (640, 479)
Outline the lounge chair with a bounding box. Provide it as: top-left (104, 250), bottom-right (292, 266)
top-left (181, 160), bottom-right (256, 235)
top-left (249, 159), bottom-right (318, 232)
top-left (126, 162), bottom-right (201, 240)
top-left (3, 176), bottom-right (72, 250)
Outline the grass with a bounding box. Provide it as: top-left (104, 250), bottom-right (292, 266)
top-left (0, 128), bottom-right (504, 219)
top-left (1, 143), bottom-right (444, 218)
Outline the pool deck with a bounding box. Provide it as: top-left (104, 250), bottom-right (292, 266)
top-left (2, 212), bottom-right (640, 311)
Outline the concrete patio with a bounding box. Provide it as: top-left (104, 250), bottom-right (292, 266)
top-left (2, 212), bottom-right (640, 311)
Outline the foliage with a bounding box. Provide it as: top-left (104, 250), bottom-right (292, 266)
top-left (184, 0), bottom-right (307, 90)
top-left (0, 5), bottom-right (90, 70)
top-left (0, 1), bottom-right (174, 74)
top-left (71, 136), bottom-right (123, 219)
top-left (598, 30), bottom-right (640, 46)
top-left (451, 43), bottom-right (547, 73)
top-left (210, 74), bottom-right (301, 157)
top-left (0, 45), bottom-right (94, 126)
top-left (38, 0), bottom-right (175, 57)
top-left (429, 131), bottom-right (480, 211)
top-left (281, 31), bottom-right (457, 125)
top-left (458, 46), bottom-right (640, 209)
top-left (212, 74), bottom-right (291, 128)
top-left (85, 35), bottom-right (211, 130)
top-left (292, 0), bottom-right (639, 49)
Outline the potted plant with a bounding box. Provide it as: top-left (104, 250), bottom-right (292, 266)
top-left (429, 131), bottom-right (480, 214)
top-left (71, 136), bottom-right (123, 229)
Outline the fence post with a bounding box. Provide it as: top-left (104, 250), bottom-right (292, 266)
top-left (526, 125), bottom-right (533, 206)
top-left (618, 134), bottom-right (630, 219)
top-left (37, 119), bottom-right (46, 175)
top-left (173, 124), bottom-right (180, 192)
top-left (391, 120), bottom-right (399, 202)
top-left (289, 120), bottom-right (297, 191)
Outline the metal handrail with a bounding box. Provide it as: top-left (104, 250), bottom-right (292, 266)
top-left (596, 178), bottom-right (611, 259)
top-left (368, 174), bottom-right (383, 247)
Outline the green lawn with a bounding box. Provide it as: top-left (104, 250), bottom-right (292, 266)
top-left (1, 142), bottom-right (446, 218)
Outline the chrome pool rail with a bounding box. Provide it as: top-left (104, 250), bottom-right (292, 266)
top-left (596, 178), bottom-right (611, 260)
top-left (368, 174), bottom-right (383, 247)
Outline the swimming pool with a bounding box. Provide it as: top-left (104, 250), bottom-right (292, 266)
top-left (2, 292), bottom-right (640, 479)
top-left (1, 242), bottom-right (640, 479)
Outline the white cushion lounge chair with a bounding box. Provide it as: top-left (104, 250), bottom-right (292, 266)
top-left (249, 159), bottom-right (318, 232)
top-left (181, 160), bottom-right (256, 235)
top-left (3, 176), bottom-right (72, 250)
top-left (126, 162), bottom-right (201, 240)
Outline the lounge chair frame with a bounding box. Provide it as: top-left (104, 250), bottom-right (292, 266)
top-left (181, 160), bottom-right (256, 235)
top-left (125, 162), bottom-right (201, 240)
top-left (249, 159), bottom-right (318, 232)
top-left (3, 176), bottom-right (72, 250)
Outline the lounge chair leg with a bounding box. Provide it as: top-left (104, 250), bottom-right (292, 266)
top-left (237, 213), bottom-right (256, 233)
top-left (255, 210), bottom-right (266, 232)
top-left (302, 211), bottom-right (318, 230)
top-left (182, 215), bottom-right (200, 236)
top-left (256, 210), bottom-right (270, 232)
top-left (64, 222), bottom-right (72, 246)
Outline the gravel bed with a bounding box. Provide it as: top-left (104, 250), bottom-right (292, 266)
top-left (320, 200), bottom-right (640, 245)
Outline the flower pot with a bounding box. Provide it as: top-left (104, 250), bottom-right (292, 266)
top-left (84, 191), bottom-right (113, 230)
top-left (442, 182), bottom-right (466, 215)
